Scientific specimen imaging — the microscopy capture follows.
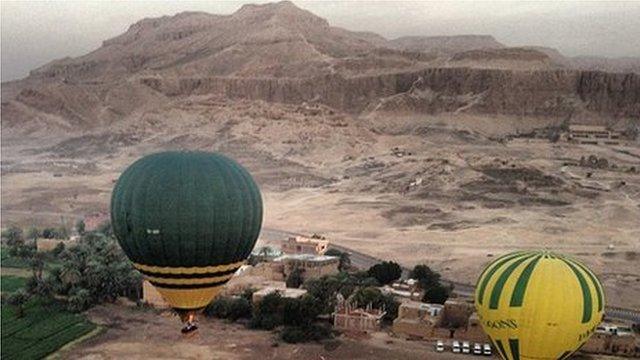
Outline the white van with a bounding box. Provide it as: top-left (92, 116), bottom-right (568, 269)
top-left (462, 341), bottom-right (471, 354)
top-left (473, 343), bottom-right (482, 355)
top-left (452, 341), bottom-right (461, 353)
top-left (483, 344), bottom-right (492, 356)
top-left (435, 340), bottom-right (445, 352)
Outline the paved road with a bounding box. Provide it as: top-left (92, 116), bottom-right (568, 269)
top-left (262, 227), bottom-right (639, 324)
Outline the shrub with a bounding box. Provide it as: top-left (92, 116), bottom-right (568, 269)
top-left (96, 221), bottom-right (113, 237)
top-left (75, 220), bottom-right (86, 235)
top-left (410, 264), bottom-right (441, 290)
top-left (204, 297), bottom-right (232, 318)
top-left (422, 284), bottom-right (450, 304)
top-left (25, 276), bottom-right (53, 300)
top-left (67, 288), bottom-right (92, 312)
top-left (241, 288), bottom-right (255, 302)
top-left (228, 297), bottom-right (252, 320)
top-left (325, 249), bottom-right (351, 271)
top-left (41, 228), bottom-right (58, 239)
top-left (26, 226), bottom-right (40, 240)
top-left (283, 295), bottom-right (319, 327)
top-left (2, 226), bottom-right (23, 247)
top-left (52, 242), bottom-right (66, 257)
top-left (204, 296), bottom-right (252, 321)
top-left (281, 325), bottom-right (306, 343)
top-left (367, 261), bottom-right (402, 285)
top-left (7, 289), bottom-right (30, 317)
top-left (281, 324), bottom-right (332, 343)
top-left (251, 292), bottom-right (284, 330)
top-left (286, 267), bottom-right (303, 288)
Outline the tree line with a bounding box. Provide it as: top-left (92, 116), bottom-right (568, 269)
top-left (1, 221), bottom-right (141, 317)
top-left (2, 224), bottom-right (451, 344)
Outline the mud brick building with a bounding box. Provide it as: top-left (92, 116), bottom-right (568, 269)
top-left (281, 236), bottom-right (329, 255)
top-left (333, 297), bottom-right (386, 333)
top-left (269, 254), bottom-right (339, 282)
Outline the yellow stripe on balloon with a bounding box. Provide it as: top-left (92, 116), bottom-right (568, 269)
top-left (156, 285), bottom-right (225, 310)
top-left (144, 273), bottom-right (235, 285)
top-left (133, 260), bottom-right (245, 274)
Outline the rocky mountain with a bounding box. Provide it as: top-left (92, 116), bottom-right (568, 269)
top-left (2, 1), bottom-right (639, 135)
top-left (22, 1), bottom-right (404, 81)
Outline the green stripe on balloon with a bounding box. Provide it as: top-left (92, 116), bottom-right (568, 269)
top-left (508, 339), bottom-right (520, 360)
top-left (489, 254), bottom-right (537, 309)
top-left (495, 339), bottom-right (510, 360)
top-left (558, 350), bottom-right (572, 360)
top-left (509, 255), bottom-right (542, 307)
top-left (477, 252), bottom-right (531, 306)
top-left (568, 258), bottom-right (603, 312)
top-left (562, 259), bottom-right (593, 323)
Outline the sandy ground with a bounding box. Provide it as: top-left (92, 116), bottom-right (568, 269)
top-left (2, 102), bottom-right (639, 309)
top-left (55, 304), bottom-right (608, 359)
top-left (58, 304), bottom-right (473, 360)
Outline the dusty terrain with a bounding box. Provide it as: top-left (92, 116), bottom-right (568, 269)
top-left (58, 304), bottom-right (614, 360)
top-left (58, 304), bottom-right (465, 360)
top-left (2, 99), bottom-right (639, 309)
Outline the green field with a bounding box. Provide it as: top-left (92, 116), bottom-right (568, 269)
top-left (1, 275), bottom-right (27, 293)
top-left (1, 300), bottom-right (97, 360)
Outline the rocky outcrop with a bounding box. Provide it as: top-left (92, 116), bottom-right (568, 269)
top-left (140, 68), bottom-right (640, 118)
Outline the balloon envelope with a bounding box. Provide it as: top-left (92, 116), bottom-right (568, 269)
top-left (475, 250), bottom-right (604, 360)
top-left (111, 151), bottom-right (263, 312)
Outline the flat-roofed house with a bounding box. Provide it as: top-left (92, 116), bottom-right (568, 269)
top-left (567, 125), bottom-right (623, 145)
top-left (251, 286), bottom-right (307, 304)
top-left (269, 254), bottom-right (339, 282)
top-left (392, 300), bottom-right (444, 339)
top-left (281, 236), bottom-right (329, 255)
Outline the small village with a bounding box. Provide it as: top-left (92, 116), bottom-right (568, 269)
top-left (131, 234), bottom-right (639, 358)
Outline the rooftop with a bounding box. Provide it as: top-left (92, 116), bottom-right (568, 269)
top-left (251, 246), bottom-right (283, 257)
top-left (569, 124), bottom-right (608, 132)
top-left (274, 254), bottom-right (338, 262)
top-left (253, 286), bottom-right (307, 299)
top-left (287, 236), bottom-right (329, 245)
top-left (400, 300), bottom-right (444, 311)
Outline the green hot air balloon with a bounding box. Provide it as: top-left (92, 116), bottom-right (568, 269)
top-left (110, 151), bottom-right (262, 332)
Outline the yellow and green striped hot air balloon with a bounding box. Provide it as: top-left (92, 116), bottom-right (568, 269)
top-left (110, 151), bottom-right (262, 332)
top-left (475, 250), bottom-right (604, 360)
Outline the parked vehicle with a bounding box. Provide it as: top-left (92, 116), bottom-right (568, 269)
top-left (473, 343), bottom-right (483, 355)
top-left (483, 343), bottom-right (492, 356)
top-left (436, 340), bottom-right (445, 352)
top-left (452, 341), bottom-right (461, 353)
top-left (462, 341), bottom-right (471, 354)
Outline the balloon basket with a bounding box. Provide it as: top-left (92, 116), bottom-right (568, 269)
top-left (181, 323), bottom-right (199, 337)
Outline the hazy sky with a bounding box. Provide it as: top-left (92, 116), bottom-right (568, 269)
top-left (2, 1), bottom-right (640, 82)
